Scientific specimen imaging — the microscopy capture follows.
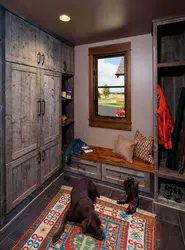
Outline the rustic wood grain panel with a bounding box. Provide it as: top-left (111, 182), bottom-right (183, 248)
top-left (40, 70), bottom-right (61, 145)
top-left (40, 138), bottom-right (60, 184)
top-left (102, 163), bottom-right (150, 193)
top-left (5, 11), bottom-right (38, 67)
top-left (0, 8), bottom-right (6, 227)
top-left (61, 43), bottom-right (74, 74)
top-left (5, 63), bottom-right (40, 163)
top-left (6, 149), bottom-right (39, 212)
top-left (39, 30), bottom-right (61, 72)
top-left (64, 157), bottom-right (102, 180)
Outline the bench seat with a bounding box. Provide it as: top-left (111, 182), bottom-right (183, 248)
top-left (78, 146), bottom-right (154, 173)
top-left (64, 145), bottom-right (154, 194)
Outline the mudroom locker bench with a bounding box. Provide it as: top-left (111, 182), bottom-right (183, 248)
top-left (64, 146), bottom-right (154, 195)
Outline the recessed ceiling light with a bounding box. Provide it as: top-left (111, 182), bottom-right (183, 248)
top-left (59, 14), bottom-right (71, 22)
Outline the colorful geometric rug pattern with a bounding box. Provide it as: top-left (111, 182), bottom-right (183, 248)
top-left (12, 186), bottom-right (155, 250)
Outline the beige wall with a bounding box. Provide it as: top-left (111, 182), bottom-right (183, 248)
top-left (74, 34), bottom-right (153, 148)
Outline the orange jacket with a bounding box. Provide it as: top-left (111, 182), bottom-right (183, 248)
top-left (157, 84), bottom-right (174, 149)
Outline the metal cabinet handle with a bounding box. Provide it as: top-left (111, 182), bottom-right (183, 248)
top-left (37, 152), bottom-right (41, 164)
top-left (37, 52), bottom-right (41, 64)
top-left (42, 99), bottom-right (45, 116)
top-left (37, 100), bottom-right (41, 116)
top-left (42, 150), bottom-right (45, 161)
top-left (63, 61), bottom-right (67, 72)
top-left (41, 53), bottom-right (45, 65)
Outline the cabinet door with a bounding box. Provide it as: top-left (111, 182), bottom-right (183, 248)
top-left (5, 11), bottom-right (39, 67)
top-left (39, 30), bottom-right (61, 71)
top-left (6, 149), bottom-right (39, 212)
top-left (41, 138), bottom-right (60, 184)
top-left (6, 63), bottom-right (40, 163)
top-left (40, 70), bottom-right (61, 145)
top-left (62, 43), bottom-right (74, 74)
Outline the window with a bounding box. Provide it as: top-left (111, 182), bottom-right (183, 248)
top-left (89, 42), bottom-right (131, 130)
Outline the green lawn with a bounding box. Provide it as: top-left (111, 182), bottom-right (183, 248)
top-left (99, 103), bottom-right (123, 107)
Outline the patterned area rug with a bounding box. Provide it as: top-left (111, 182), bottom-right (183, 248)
top-left (12, 186), bottom-right (155, 250)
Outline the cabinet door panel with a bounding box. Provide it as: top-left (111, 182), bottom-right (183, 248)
top-left (6, 149), bottom-right (39, 212)
top-left (5, 63), bottom-right (40, 163)
top-left (41, 138), bottom-right (60, 183)
top-left (41, 70), bottom-right (60, 145)
top-left (62, 43), bottom-right (74, 74)
top-left (5, 11), bottom-right (38, 66)
top-left (40, 30), bottom-right (61, 71)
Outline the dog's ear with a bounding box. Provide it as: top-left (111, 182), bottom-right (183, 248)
top-left (80, 215), bottom-right (92, 233)
top-left (88, 180), bottom-right (100, 198)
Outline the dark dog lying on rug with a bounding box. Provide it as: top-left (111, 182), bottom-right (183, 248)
top-left (52, 178), bottom-right (104, 243)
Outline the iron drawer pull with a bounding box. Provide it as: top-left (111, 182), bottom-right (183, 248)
top-left (42, 150), bottom-right (45, 161)
top-left (37, 100), bottom-right (41, 116)
top-left (37, 52), bottom-right (41, 64)
top-left (42, 99), bottom-right (45, 116)
top-left (63, 61), bottom-right (67, 72)
top-left (41, 53), bottom-right (45, 65)
top-left (37, 152), bottom-right (41, 164)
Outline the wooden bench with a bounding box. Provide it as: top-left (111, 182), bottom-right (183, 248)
top-left (64, 145), bottom-right (154, 194)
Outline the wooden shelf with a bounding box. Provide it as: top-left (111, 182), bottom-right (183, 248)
top-left (159, 166), bottom-right (185, 182)
top-left (62, 119), bottom-right (74, 127)
top-left (62, 97), bottom-right (73, 102)
top-left (158, 195), bottom-right (185, 212)
top-left (62, 72), bottom-right (74, 77)
top-left (157, 61), bottom-right (185, 68)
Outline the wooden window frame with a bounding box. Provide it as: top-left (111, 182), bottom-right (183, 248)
top-left (89, 42), bottom-right (131, 131)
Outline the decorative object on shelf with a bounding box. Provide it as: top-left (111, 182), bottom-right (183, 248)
top-left (66, 87), bottom-right (73, 99)
top-left (61, 91), bottom-right (67, 98)
top-left (61, 115), bottom-right (67, 122)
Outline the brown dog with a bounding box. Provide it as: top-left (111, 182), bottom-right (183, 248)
top-left (52, 178), bottom-right (104, 243)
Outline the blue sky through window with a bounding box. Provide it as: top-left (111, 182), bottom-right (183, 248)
top-left (98, 56), bottom-right (124, 93)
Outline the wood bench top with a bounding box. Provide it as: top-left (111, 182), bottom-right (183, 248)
top-left (77, 145), bottom-right (154, 173)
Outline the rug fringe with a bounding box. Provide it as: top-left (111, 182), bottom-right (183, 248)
top-left (61, 185), bottom-right (156, 218)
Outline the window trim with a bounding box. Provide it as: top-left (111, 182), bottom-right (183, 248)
top-left (89, 42), bottom-right (132, 131)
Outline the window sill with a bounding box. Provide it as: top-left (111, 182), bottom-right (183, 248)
top-left (89, 118), bottom-right (132, 131)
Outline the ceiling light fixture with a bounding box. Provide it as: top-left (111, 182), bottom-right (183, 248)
top-left (59, 14), bottom-right (71, 22)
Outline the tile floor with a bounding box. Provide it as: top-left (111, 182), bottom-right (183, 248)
top-left (0, 175), bottom-right (185, 250)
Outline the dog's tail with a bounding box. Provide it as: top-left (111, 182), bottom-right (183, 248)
top-left (52, 209), bottom-right (69, 244)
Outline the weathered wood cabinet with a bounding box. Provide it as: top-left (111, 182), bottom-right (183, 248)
top-left (62, 43), bottom-right (74, 74)
top-left (3, 10), bottom-right (65, 212)
top-left (5, 12), bottom-right (38, 67)
top-left (6, 149), bottom-right (39, 212)
top-left (40, 138), bottom-right (60, 184)
top-left (40, 70), bottom-right (61, 145)
top-left (6, 12), bottom-right (62, 72)
top-left (5, 63), bottom-right (40, 164)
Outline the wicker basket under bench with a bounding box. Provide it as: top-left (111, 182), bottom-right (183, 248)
top-left (64, 146), bottom-right (154, 195)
